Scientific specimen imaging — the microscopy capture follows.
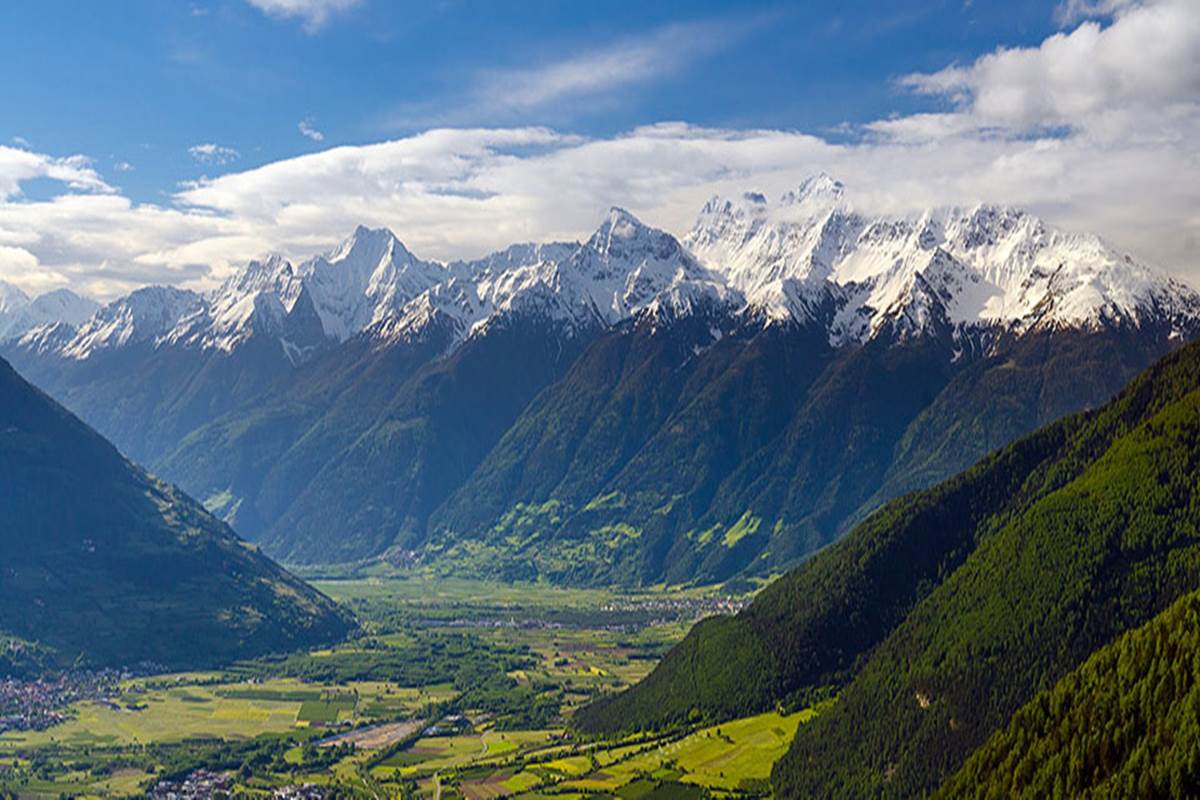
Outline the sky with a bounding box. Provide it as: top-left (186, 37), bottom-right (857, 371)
top-left (0, 0), bottom-right (1196, 299)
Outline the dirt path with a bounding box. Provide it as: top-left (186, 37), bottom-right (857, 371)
top-left (318, 719), bottom-right (424, 749)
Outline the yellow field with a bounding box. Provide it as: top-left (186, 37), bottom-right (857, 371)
top-left (374, 730), bottom-right (560, 778)
top-left (555, 708), bottom-right (820, 793)
top-left (0, 676), bottom-right (444, 751)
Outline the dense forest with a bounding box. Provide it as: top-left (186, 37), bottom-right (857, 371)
top-left (938, 588), bottom-right (1200, 798)
top-left (577, 338), bottom-right (1200, 798)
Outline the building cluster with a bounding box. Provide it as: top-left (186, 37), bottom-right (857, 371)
top-left (149, 769), bottom-right (232, 799)
top-left (0, 670), bottom-right (127, 733)
top-left (272, 784), bottom-right (330, 799)
top-left (149, 770), bottom-right (333, 799)
top-left (599, 594), bottom-right (751, 623)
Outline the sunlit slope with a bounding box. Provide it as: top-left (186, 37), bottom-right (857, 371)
top-left (937, 588), bottom-right (1200, 798)
top-left (578, 339), bottom-right (1200, 798)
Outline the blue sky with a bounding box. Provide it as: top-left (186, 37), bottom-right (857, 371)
top-left (0, 0), bottom-right (1196, 298)
top-left (0, 0), bottom-right (1065, 201)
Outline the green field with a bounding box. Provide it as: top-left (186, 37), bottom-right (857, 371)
top-left (0, 575), bottom-right (762, 799)
top-left (0, 677), bottom-right (447, 752)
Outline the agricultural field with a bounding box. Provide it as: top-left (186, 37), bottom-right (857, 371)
top-left (0, 576), bottom-right (778, 799)
top-left (364, 708), bottom-right (820, 799)
top-left (0, 677), bottom-right (451, 752)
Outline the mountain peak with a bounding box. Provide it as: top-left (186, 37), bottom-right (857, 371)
top-left (587, 207), bottom-right (664, 248)
top-left (602, 206), bottom-right (648, 232)
top-left (780, 173), bottom-right (846, 209)
top-left (332, 224), bottom-right (407, 263)
top-left (0, 280), bottom-right (30, 312)
top-left (0, 284), bottom-right (99, 343)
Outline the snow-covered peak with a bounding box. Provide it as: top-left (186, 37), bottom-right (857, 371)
top-left (0, 280), bottom-right (30, 314)
top-left (687, 176), bottom-right (1200, 341)
top-left (372, 210), bottom-right (737, 348)
top-left (587, 207), bottom-right (661, 254)
top-left (298, 226), bottom-right (448, 341)
top-left (21, 186), bottom-right (1199, 364)
top-left (0, 285), bottom-right (99, 343)
top-left (63, 286), bottom-right (206, 359)
top-left (571, 208), bottom-right (729, 325)
top-left (780, 173), bottom-right (846, 215)
top-left (327, 224), bottom-right (411, 265)
top-left (453, 241), bottom-right (578, 277)
top-left (29, 289), bottom-right (100, 327)
top-left (685, 181), bottom-right (861, 323)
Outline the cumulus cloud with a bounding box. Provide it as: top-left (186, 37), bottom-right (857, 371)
top-left (298, 118), bottom-right (325, 142)
top-left (888, 0), bottom-right (1198, 141)
top-left (245, 0), bottom-right (362, 31)
top-left (188, 143), bottom-right (241, 166)
top-left (0, 146), bottom-right (112, 200)
top-left (0, 1), bottom-right (1195, 300)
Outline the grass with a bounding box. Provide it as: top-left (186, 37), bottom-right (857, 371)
top-left (297, 697), bottom-right (354, 724)
top-left (0, 677), bottom-right (430, 751)
top-left (0, 685), bottom-right (300, 748)
top-left (375, 730), bottom-right (558, 778)
top-left (0, 577), bottom-right (772, 798)
top-left (557, 709), bottom-right (819, 793)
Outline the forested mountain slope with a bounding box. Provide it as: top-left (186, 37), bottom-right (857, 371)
top-left (577, 338), bottom-right (1200, 798)
top-left (0, 356), bottom-right (353, 671)
top-left (938, 588), bottom-right (1200, 799)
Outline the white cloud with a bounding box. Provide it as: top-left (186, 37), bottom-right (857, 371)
top-left (245, 0), bottom-right (362, 31)
top-left (11, 137), bottom-right (30, 148)
top-left (0, 146), bottom-right (112, 200)
top-left (891, 0), bottom-right (1199, 141)
top-left (387, 17), bottom-right (765, 127)
top-left (0, 2), bottom-right (1195, 301)
top-left (113, 161), bottom-right (135, 173)
top-left (298, 118), bottom-right (325, 142)
top-left (188, 143), bottom-right (241, 166)
top-left (1053, 0), bottom-right (1139, 26)
top-left (482, 20), bottom-right (752, 113)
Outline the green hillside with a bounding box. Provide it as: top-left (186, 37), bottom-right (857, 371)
top-left (937, 588), bottom-right (1200, 799)
top-left (432, 326), bottom-right (1169, 586)
top-left (577, 337), bottom-right (1200, 798)
top-left (0, 357), bottom-right (353, 671)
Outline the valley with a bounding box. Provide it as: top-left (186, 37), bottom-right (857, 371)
top-left (2, 1), bottom-right (1196, 796)
top-left (0, 577), bottom-right (780, 799)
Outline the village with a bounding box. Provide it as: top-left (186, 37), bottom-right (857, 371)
top-left (0, 670), bottom-right (133, 734)
top-left (149, 769), bottom-right (330, 799)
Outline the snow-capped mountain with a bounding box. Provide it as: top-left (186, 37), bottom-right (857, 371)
top-left (7, 178), bottom-right (1198, 581)
top-left (374, 208), bottom-right (737, 346)
top-left (0, 281), bottom-right (99, 343)
top-left (63, 286), bottom-right (206, 359)
top-left (686, 174), bottom-right (1200, 343)
top-left (299, 225), bottom-right (454, 342)
top-left (31, 179), bottom-right (1196, 366)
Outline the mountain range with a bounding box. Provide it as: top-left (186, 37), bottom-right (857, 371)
top-left (576, 336), bottom-right (1200, 796)
top-left (0, 354), bottom-right (352, 673)
top-left (4, 174), bottom-right (1197, 583)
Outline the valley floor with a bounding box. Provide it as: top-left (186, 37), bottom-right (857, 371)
top-left (0, 576), bottom-right (798, 799)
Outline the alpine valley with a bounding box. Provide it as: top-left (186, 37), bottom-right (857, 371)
top-left (3, 175), bottom-right (1197, 585)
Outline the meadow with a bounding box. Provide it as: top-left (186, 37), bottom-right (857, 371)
top-left (0, 576), bottom-right (788, 799)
